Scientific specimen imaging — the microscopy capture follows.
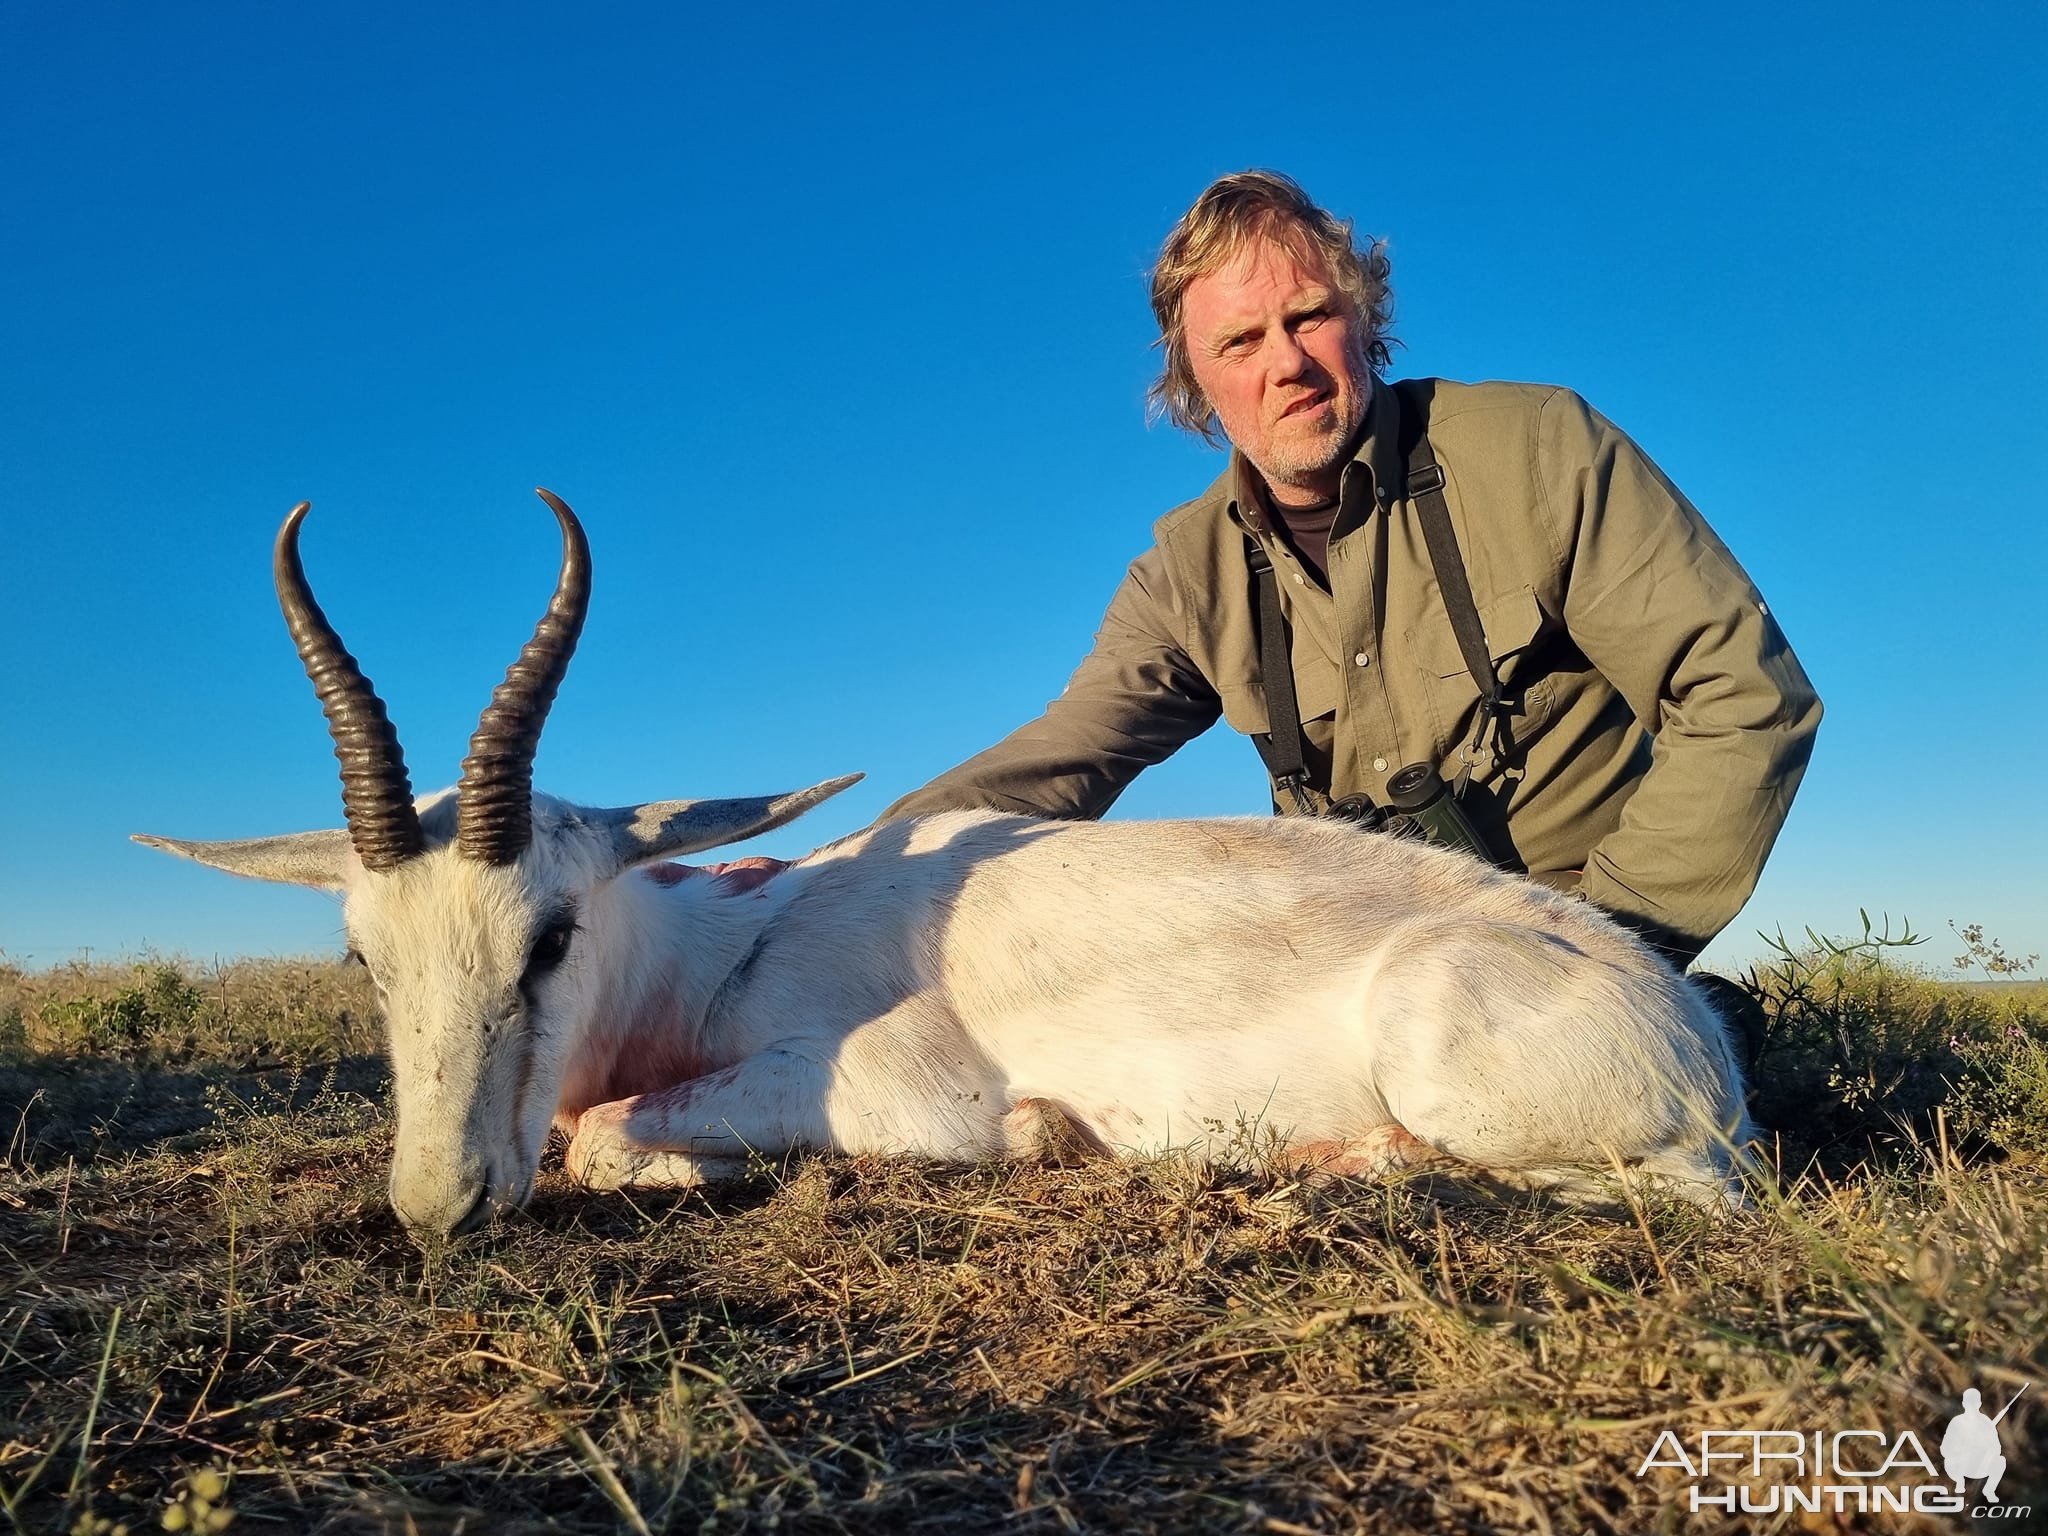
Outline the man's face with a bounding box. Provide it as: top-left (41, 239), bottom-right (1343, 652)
top-left (1182, 236), bottom-right (1370, 500)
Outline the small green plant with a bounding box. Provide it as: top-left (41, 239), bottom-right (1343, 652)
top-left (158, 1465), bottom-right (233, 1531)
top-left (2, 955), bottom-right (378, 1067)
top-left (1737, 913), bottom-right (2048, 1162)
top-left (1740, 912), bottom-right (1940, 1135)
top-left (42, 966), bottom-right (205, 1058)
top-left (1944, 921), bottom-right (2048, 1156)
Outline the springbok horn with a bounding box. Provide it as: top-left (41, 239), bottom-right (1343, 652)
top-left (274, 502), bottom-right (425, 871)
top-left (455, 489), bottom-right (592, 864)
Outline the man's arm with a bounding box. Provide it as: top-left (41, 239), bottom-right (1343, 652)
top-left (883, 548), bottom-right (1223, 821)
top-left (1537, 389), bottom-right (1822, 956)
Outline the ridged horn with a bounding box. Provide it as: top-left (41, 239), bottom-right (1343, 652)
top-left (455, 489), bottom-right (592, 864)
top-left (274, 502), bottom-right (425, 871)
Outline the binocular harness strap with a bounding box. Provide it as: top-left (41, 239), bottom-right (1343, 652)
top-left (1244, 541), bottom-right (1318, 815)
top-left (1392, 379), bottom-right (1514, 791)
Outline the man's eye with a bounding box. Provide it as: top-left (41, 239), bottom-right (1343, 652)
top-left (1293, 309), bottom-right (1329, 329)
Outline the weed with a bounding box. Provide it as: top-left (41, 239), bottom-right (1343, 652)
top-left (1733, 914), bottom-right (2048, 1164)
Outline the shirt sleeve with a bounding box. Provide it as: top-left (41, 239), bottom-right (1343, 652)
top-left (881, 547), bottom-right (1223, 821)
top-left (1536, 388), bottom-right (1823, 953)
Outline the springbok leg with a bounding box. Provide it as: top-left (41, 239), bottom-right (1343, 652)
top-left (566, 1008), bottom-right (1010, 1191)
top-left (1285, 1123), bottom-right (1442, 1180)
top-left (565, 1049), bottom-right (833, 1190)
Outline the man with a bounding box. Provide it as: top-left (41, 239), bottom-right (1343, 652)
top-left (883, 170), bottom-right (1820, 969)
top-left (1940, 1388), bottom-right (2009, 1504)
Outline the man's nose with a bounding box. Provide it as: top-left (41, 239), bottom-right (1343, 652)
top-left (1265, 328), bottom-right (1315, 380)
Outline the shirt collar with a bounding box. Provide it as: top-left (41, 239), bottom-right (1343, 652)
top-left (1225, 375), bottom-right (1406, 534)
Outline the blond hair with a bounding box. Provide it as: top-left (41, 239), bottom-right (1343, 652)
top-left (1148, 171), bottom-right (1395, 444)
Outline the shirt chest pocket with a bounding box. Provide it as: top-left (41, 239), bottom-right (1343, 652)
top-left (1214, 651), bottom-right (1344, 738)
top-left (1408, 588), bottom-right (1556, 749)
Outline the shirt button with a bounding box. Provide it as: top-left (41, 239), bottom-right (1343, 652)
top-left (1353, 651), bottom-right (1371, 668)
top-left (1373, 756), bottom-right (1388, 772)
top-left (1292, 573), bottom-right (1305, 585)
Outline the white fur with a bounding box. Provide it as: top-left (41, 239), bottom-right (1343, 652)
top-left (143, 786), bottom-right (1755, 1235)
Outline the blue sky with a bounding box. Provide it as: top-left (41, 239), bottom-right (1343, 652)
top-left (4, 3), bottom-right (2043, 974)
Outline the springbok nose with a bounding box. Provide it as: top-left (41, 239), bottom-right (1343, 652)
top-left (448, 1182), bottom-right (495, 1236)
top-left (440, 1187), bottom-right (495, 1245)
top-left (392, 1173), bottom-right (493, 1239)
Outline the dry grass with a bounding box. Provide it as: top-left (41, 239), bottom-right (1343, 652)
top-left (2, 950), bottom-right (2044, 1534)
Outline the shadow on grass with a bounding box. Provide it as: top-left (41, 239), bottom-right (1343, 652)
top-left (0, 1049), bottom-right (389, 1165)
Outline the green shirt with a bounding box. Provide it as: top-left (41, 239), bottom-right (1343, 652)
top-left (885, 377), bottom-right (1821, 954)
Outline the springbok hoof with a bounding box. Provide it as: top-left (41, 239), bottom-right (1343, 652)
top-left (567, 1101), bottom-right (653, 1189)
top-left (566, 1102), bottom-right (748, 1192)
top-left (1289, 1124), bottom-right (1441, 1181)
top-left (1003, 1096), bottom-right (1108, 1166)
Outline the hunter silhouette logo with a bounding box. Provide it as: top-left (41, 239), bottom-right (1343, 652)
top-left (1942, 1384), bottom-right (2027, 1505)
top-left (1635, 1375), bottom-right (2032, 1518)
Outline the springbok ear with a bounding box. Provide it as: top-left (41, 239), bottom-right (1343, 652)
top-left (592, 775), bottom-right (862, 869)
top-left (132, 829), bottom-right (356, 891)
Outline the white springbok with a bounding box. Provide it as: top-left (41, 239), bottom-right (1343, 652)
top-left (138, 492), bottom-right (1754, 1237)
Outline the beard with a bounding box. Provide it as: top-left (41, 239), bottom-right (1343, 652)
top-left (1241, 370), bottom-right (1372, 497)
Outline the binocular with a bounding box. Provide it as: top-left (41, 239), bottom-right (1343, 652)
top-left (1326, 763), bottom-right (1499, 866)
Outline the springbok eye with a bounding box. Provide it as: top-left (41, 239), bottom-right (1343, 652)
top-left (524, 918), bottom-right (578, 981)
